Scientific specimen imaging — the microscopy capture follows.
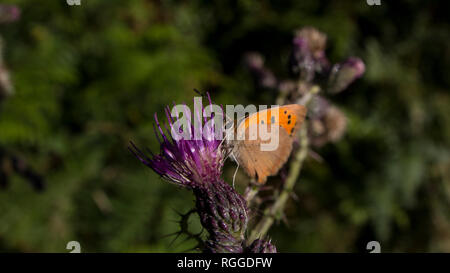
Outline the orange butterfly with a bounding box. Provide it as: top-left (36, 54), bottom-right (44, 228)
top-left (228, 104), bottom-right (307, 184)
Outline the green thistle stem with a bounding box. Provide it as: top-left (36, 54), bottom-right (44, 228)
top-left (249, 125), bottom-right (308, 242)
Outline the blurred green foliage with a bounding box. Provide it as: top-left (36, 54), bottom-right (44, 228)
top-left (0, 0), bottom-right (449, 252)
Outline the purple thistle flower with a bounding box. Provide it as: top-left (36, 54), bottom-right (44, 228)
top-left (129, 99), bottom-right (225, 187)
top-left (289, 27), bottom-right (330, 80)
top-left (289, 37), bottom-right (315, 81)
top-left (129, 95), bottom-right (252, 253)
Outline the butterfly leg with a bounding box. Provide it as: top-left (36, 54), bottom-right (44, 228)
top-left (231, 153), bottom-right (240, 188)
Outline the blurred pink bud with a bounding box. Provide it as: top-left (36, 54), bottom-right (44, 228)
top-left (328, 57), bottom-right (365, 94)
top-left (244, 52), bottom-right (277, 89)
top-left (0, 66), bottom-right (13, 99)
top-left (0, 5), bottom-right (21, 24)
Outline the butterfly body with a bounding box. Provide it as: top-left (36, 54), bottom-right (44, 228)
top-left (229, 104), bottom-right (307, 183)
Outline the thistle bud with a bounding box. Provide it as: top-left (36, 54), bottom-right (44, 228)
top-left (244, 52), bottom-right (277, 89)
top-left (0, 38), bottom-right (13, 100)
top-left (0, 4), bottom-right (20, 24)
top-left (278, 80), bottom-right (297, 96)
top-left (0, 65), bottom-right (13, 100)
top-left (323, 106), bottom-right (347, 142)
top-left (308, 95), bottom-right (331, 119)
top-left (245, 239), bottom-right (277, 253)
top-left (328, 57), bottom-right (365, 94)
top-left (197, 180), bottom-right (248, 253)
top-left (308, 102), bottom-right (347, 147)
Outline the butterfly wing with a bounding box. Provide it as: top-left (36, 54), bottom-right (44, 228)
top-left (234, 104), bottom-right (307, 183)
top-left (236, 127), bottom-right (294, 183)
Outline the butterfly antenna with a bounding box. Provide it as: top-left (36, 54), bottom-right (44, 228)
top-left (193, 88), bottom-right (206, 97)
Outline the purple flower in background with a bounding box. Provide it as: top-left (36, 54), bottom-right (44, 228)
top-left (289, 36), bottom-right (315, 80)
top-left (130, 95), bottom-right (258, 253)
top-left (244, 52), bottom-right (278, 89)
top-left (289, 27), bottom-right (330, 80)
top-left (0, 4), bottom-right (21, 24)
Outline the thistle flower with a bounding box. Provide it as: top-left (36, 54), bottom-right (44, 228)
top-left (295, 27), bottom-right (327, 60)
top-left (129, 107), bottom-right (225, 187)
top-left (289, 35), bottom-right (315, 80)
top-left (328, 57), bottom-right (365, 94)
top-left (129, 97), bottom-right (251, 253)
top-left (289, 27), bottom-right (330, 80)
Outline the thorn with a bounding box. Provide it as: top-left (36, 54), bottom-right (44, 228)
top-left (193, 88), bottom-right (206, 97)
top-left (259, 185), bottom-right (275, 192)
top-left (179, 233), bottom-right (195, 246)
top-left (290, 191), bottom-right (300, 202)
top-left (161, 231), bottom-right (182, 239)
top-left (280, 211), bottom-right (290, 228)
top-left (168, 231), bottom-right (183, 247)
top-left (308, 148), bottom-right (324, 162)
top-left (171, 207), bottom-right (184, 216)
top-left (181, 242), bottom-right (202, 253)
top-left (260, 196), bottom-right (275, 203)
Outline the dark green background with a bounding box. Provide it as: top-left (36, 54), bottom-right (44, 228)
top-left (0, 0), bottom-right (449, 252)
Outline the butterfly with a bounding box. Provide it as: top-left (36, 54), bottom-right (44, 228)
top-left (228, 104), bottom-right (307, 184)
